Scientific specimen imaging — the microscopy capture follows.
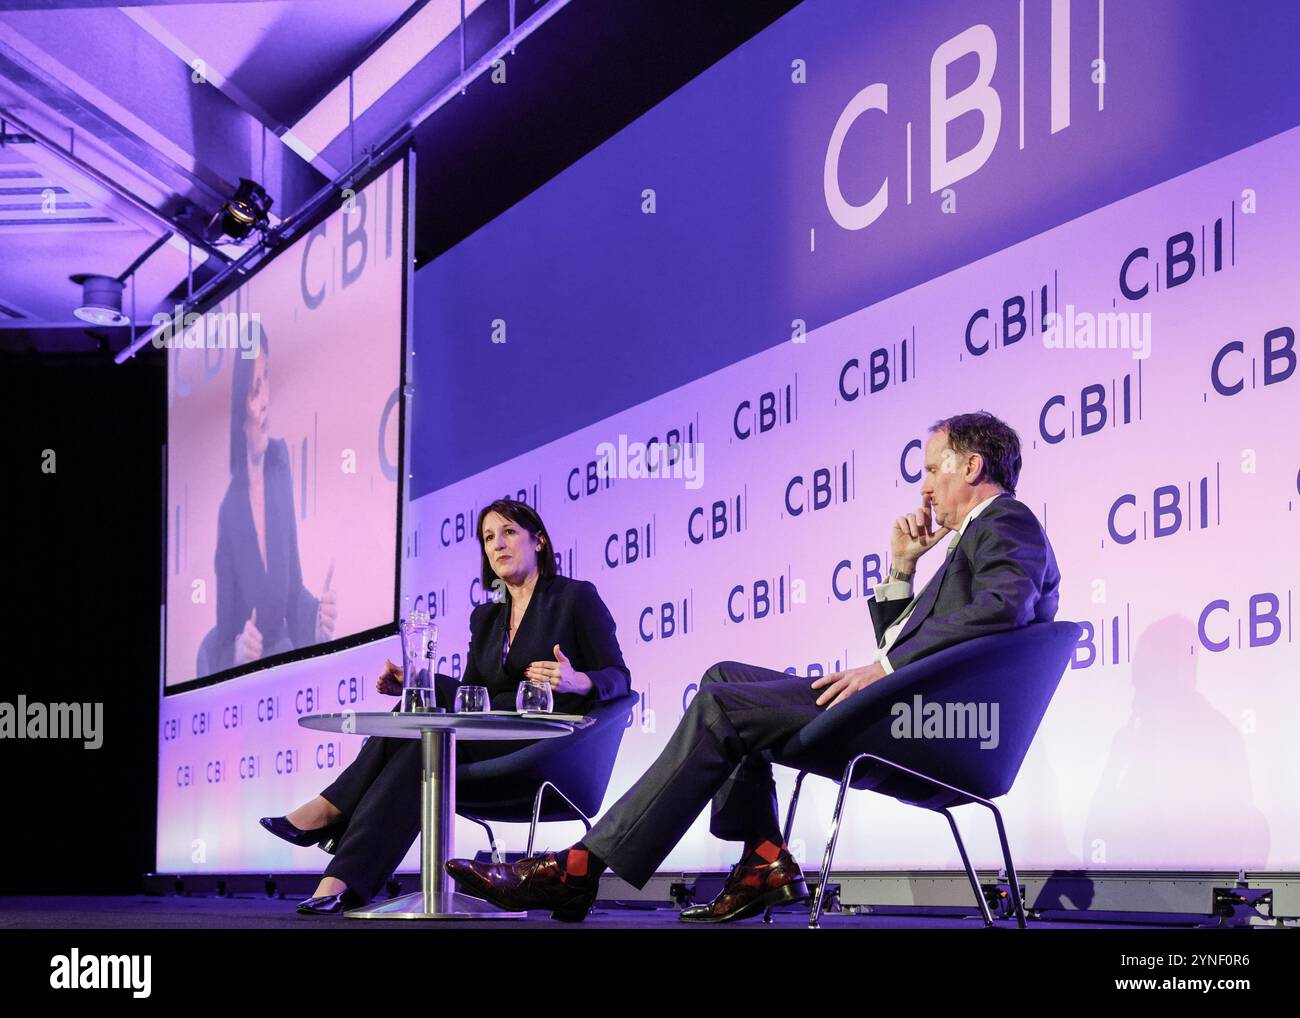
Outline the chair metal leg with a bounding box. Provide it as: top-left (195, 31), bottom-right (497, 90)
top-left (809, 755), bottom-right (869, 929)
top-left (982, 799), bottom-right (1028, 929)
top-left (464, 815), bottom-right (502, 863)
top-left (795, 751), bottom-right (1028, 931)
top-left (763, 770), bottom-right (808, 924)
top-left (941, 807), bottom-right (993, 927)
top-left (526, 780), bottom-right (592, 857)
top-left (781, 770), bottom-right (808, 845)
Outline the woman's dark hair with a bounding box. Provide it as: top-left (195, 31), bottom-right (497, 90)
top-left (476, 499), bottom-right (557, 593)
top-left (229, 328), bottom-right (269, 479)
top-left (930, 410), bottom-right (1022, 495)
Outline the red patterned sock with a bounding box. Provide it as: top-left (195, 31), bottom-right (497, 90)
top-left (565, 848), bottom-right (589, 878)
top-left (741, 839), bottom-right (785, 866)
top-left (558, 843), bottom-right (604, 884)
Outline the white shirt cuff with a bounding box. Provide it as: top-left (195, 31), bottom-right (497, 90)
top-left (874, 578), bottom-right (913, 601)
top-left (879, 651), bottom-right (895, 675)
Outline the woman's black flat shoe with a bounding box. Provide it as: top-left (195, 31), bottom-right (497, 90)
top-left (259, 815), bottom-right (344, 850)
top-left (297, 890), bottom-right (363, 915)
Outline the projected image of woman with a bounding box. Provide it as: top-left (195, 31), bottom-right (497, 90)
top-left (209, 333), bottom-right (338, 673)
top-left (258, 499), bottom-right (632, 915)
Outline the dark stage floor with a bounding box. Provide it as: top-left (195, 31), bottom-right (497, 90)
top-left (0, 896), bottom-right (1195, 930)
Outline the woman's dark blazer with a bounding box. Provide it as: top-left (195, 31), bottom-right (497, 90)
top-left (211, 437), bottom-right (319, 673)
top-left (459, 573), bottom-right (631, 714)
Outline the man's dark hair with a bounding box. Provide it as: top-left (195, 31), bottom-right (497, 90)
top-left (929, 411), bottom-right (1022, 495)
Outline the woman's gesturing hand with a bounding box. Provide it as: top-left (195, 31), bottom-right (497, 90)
top-left (316, 587), bottom-right (338, 642)
top-left (375, 658), bottom-right (403, 696)
top-left (234, 608), bottom-right (262, 665)
top-left (525, 644), bottom-right (594, 695)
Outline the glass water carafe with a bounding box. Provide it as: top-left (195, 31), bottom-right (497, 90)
top-left (399, 611), bottom-right (439, 712)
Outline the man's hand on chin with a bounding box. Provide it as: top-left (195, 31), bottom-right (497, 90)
top-left (811, 661), bottom-right (888, 709)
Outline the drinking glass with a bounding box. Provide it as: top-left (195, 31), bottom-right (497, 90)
top-left (454, 685), bottom-right (490, 713)
top-left (515, 680), bottom-right (554, 713)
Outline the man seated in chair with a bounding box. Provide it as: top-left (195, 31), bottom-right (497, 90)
top-left (446, 410), bottom-right (1061, 922)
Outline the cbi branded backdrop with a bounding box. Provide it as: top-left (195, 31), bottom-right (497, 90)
top-left (158, 0), bottom-right (1300, 877)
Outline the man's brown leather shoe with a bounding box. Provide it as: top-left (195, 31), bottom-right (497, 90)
top-left (679, 852), bottom-right (809, 923)
top-left (445, 853), bottom-right (598, 922)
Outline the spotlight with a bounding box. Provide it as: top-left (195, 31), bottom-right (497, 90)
top-left (69, 273), bottom-right (129, 326)
top-left (210, 178), bottom-right (273, 241)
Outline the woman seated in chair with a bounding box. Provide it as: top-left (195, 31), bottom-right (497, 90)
top-left (259, 499), bottom-right (632, 913)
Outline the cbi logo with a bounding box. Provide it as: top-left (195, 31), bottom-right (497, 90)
top-left (336, 676), bottom-right (366, 706)
top-left (644, 419), bottom-right (699, 458)
top-left (823, 5), bottom-right (1094, 233)
top-left (837, 336), bottom-right (913, 402)
top-left (965, 284), bottom-right (1050, 358)
top-left (1209, 326), bottom-right (1294, 398)
top-left (604, 519), bottom-right (656, 569)
top-left (316, 741), bottom-right (345, 770)
top-left (1038, 372), bottom-right (1138, 445)
top-left (785, 456), bottom-right (855, 516)
top-left (1198, 591), bottom-right (1292, 653)
top-left (439, 483), bottom-right (541, 545)
top-left (221, 702), bottom-right (242, 730)
top-left (1118, 216), bottom-right (1227, 302)
top-left (190, 711), bottom-right (211, 737)
top-left (435, 650), bottom-right (465, 678)
top-left (239, 754), bottom-right (260, 780)
top-left (439, 504), bottom-right (480, 548)
top-left (294, 686), bottom-right (321, 715)
top-left (1070, 609), bottom-right (1133, 670)
top-left (205, 759), bottom-right (225, 784)
top-left (411, 586), bottom-right (449, 619)
top-left (830, 550), bottom-right (888, 601)
top-left (732, 377), bottom-right (797, 441)
top-left (687, 491), bottom-right (747, 546)
top-left (568, 417), bottom-right (699, 502)
top-left (298, 170), bottom-right (394, 310)
top-left (639, 592), bottom-right (694, 643)
top-left (161, 717), bottom-right (180, 741)
top-left (1105, 469), bottom-right (1221, 546)
top-left (565, 452), bottom-right (615, 502)
top-left (256, 695), bottom-right (280, 722)
top-left (726, 567), bottom-right (800, 625)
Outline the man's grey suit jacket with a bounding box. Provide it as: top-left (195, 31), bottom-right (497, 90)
top-left (868, 493), bottom-right (1061, 671)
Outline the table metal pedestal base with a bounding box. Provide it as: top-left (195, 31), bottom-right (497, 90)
top-left (345, 890), bottom-right (527, 920)
top-left (295, 714), bottom-right (576, 923)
